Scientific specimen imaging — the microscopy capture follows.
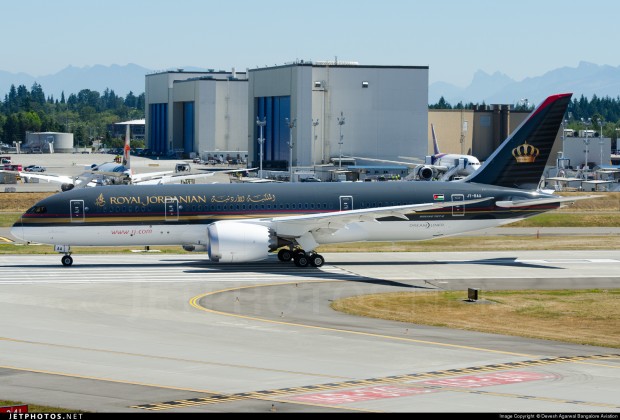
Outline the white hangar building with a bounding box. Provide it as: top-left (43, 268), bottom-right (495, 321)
top-left (144, 62), bottom-right (429, 167)
top-left (145, 69), bottom-right (249, 157)
top-left (248, 61), bottom-right (429, 169)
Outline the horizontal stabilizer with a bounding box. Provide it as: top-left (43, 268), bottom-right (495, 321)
top-left (495, 195), bottom-right (603, 208)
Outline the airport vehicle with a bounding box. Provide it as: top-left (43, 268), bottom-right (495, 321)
top-left (24, 165), bottom-right (46, 172)
top-left (353, 124), bottom-right (481, 181)
top-left (12, 93), bottom-right (595, 267)
top-left (3, 163), bottom-right (23, 172)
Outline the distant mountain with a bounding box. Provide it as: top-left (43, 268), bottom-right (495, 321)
top-left (0, 63), bottom-right (152, 99)
top-left (430, 61), bottom-right (620, 106)
top-left (1, 61), bottom-right (619, 106)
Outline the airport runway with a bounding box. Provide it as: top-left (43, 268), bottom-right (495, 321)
top-left (0, 252), bottom-right (618, 413)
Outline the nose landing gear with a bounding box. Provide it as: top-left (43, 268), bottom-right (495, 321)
top-left (61, 254), bottom-right (73, 267)
top-left (55, 245), bottom-right (73, 266)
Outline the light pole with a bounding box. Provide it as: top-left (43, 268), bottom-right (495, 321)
top-left (583, 117), bottom-right (591, 179)
top-left (285, 117), bottom-right (296, 182)
top-left (561, 119), bottom-right (567, 157)
top-left (256, 117), bottom-right (266, 178)
top-left (337, 112), bottom-right (345, 169)
top-left (312, 118), bottom-right (319, 166)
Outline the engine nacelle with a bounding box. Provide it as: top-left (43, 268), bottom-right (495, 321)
top-left (207, 222), bottom-right (276, 263)
top-left (414, 165), bottom-right (437, 181)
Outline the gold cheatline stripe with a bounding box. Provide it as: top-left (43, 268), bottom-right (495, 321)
top-left (19, 208), bottom-right (544, 225)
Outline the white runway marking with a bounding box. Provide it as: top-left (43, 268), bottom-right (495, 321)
top-left (0, 257), bottom-right (358, 285)
top-left (519, 259), bottom-right (620, 264)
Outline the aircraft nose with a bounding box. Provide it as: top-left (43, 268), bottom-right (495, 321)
top-left (10, 218), bottom-right (24, 242)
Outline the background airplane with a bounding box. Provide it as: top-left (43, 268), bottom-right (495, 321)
top-left (352, 123), bottom-right (481, 181)
top-left (14, 125), bottom-right (251, 190)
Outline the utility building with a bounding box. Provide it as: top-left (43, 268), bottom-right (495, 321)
top-left (248, 61), bottom-right (429, 170)
top-left (145, 69), bottom-right (248, 157)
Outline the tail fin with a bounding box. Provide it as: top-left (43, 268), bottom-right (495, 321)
top-left (465, 93), bottom-right (572, 189)
top-left (122, 124), bottom-right (131, 173)
top-left (431, 124), bottom-right (441, 155)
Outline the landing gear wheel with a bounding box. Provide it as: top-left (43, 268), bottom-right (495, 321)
top-left (277, 249), bottom-right (293, 262)
top-left (309, 253), bottom-right (325, 267)
top-left (293, 253), bottom-right (310, 267)
top-left (292, 249), bottom-right (306, 257)
top-left (61, 255), bottom-right (73, 267)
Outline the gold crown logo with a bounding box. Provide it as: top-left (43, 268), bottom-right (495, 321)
top-left (95, 193), bottom-right (106, 207)
top-left (512, 141), bottom-right (539, 163)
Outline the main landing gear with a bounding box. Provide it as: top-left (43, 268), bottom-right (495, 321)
top-left (277, 248), bottom-right (325, 268)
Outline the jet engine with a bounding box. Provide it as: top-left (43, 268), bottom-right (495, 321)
top-left (207, 221), bottom-right (278, 263)
top-left (414, 166), bottom-right (437, 181)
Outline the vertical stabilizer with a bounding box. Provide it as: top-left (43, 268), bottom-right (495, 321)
top-left (123, 124), bottom-right (131, 173)
top-left (465, 93), bottom-right (571, 189)
top-left (431, 124), bottom-right (441, 155)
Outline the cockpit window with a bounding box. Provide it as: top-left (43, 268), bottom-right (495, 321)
top-left (29, 206), bottom-right (47, 214)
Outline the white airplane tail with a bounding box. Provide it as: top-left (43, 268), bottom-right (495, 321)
top-left (431, 124), bottom-right (441, 155)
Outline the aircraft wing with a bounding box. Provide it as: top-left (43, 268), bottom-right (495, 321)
top-left (130, 171), bottom-right (174, 182)
top-left (266, 197), bottom-right (493, 237)
top-left (18, 172), bottom-right (74, 184)
top-left (495, 195), bottom-right (603, 208)
top-left (135, 172), bottom-right (217, 185)
top-left (351, 156), bottom-right (450, 176)
top-left (196, 167), bottom-right (258, 174)
top-left (350, 156), bottom-right (421, 168)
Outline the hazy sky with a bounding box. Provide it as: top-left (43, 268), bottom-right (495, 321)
top-left (3, 0), bottom-right (619, 87)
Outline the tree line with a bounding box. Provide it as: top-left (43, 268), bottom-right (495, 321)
top-left (430, 94), bottom-right (620, 139)
top-left (0, 82), bottom-right (145, 147)
top-left (4, 83), bottom-right (620, 147)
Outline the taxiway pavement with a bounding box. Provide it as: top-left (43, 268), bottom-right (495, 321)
top-left (0, 252), bottom-right (618, 413)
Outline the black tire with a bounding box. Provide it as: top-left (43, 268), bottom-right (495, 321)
top-left (61, 255), bottom-right (73, 267)
top-left (277, 249), bottom-right (293, 262)
top-left (309, 254), bottom-right (325, 267)
top-left (294, 254), bottom-right (309, 267)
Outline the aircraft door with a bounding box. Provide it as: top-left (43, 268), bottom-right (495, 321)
top-left (165, 197), bottom-right (179, 221)
top-left (451, 194), bottom-right (464, 216)
top-left (70, 200), bottom-right (85, 222)
top-left (339, 196), bottom-right (353, 211)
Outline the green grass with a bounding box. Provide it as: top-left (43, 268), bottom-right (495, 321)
top-left (0, 213), bottom-right (20, 227)
top-left (507, 213), bottom-right (620, 227)
top-left (331, 289), bottom-right (620, 348)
